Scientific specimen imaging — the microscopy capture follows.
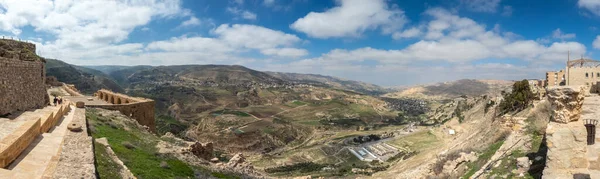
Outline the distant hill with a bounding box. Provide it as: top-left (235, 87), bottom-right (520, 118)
top-left (84, 64), bottom-right (389, 95)
top-left (266, 72), bottom-right (390, 95)
top-left (45, 59), bottom-right (124, 94)
top-left (383, 79), bottom-right (513, 100)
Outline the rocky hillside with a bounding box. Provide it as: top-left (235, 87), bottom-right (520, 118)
top-left (45, 59), bottom-right (124, 94)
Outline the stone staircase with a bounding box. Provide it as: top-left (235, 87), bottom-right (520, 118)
top-left (0, 104), bottom-right (74, 178)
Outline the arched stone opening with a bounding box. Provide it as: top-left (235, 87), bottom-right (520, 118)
top-left (117, 98), bottom-right (122, 104)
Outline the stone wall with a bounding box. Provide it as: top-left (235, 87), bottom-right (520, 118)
top-left (63, 84), bottom-right (83, 96)
top-left (0, 39), bottom-right (46, 115)
top-left (89, 89), bottom-right (156, 132)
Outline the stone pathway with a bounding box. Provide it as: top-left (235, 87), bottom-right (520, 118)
top-left (53, 107), bottom-right (96, 179)
top-left (0, 105), bottom-right (75, 178)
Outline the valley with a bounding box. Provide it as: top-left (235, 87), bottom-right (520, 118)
top-left (44, 60), bottom-right (541, 178)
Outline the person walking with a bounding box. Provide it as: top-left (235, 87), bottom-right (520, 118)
top-left (53, 96), bottom-right (58, 106)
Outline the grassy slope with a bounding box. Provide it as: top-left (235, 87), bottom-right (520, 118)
top-left (88, 110), bottom-right (195, 179)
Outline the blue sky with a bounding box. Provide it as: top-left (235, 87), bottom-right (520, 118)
top-left (2, 0), bottom-right (600, 86)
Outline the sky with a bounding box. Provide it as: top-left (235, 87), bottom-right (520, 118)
top-left (1, 0), bottom-right (600, 87)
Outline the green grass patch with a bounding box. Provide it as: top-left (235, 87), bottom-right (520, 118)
top-left (462, 140), bottom-right (505, 179)
top-left (211, 172), bottom-right (241, 179)
top-left (94, 141), bottom-right (123, 179)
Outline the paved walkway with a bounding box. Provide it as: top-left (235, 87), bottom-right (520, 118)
top-left (0, 105), bottom-right (75, 178)
top-left (63, 96), bottom-right (110, 105)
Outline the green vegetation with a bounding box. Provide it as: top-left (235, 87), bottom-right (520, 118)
top-left (484, 100), bottom-right (496, 113)
top-left (498, 80), bottom-right (535, 115)
top-left (156, 115), bottom-right (189, 136)
top-left (462, 140), bottom-right (505, 179)
top-left (211, 109), bottom-right (251, 117)
top-left (320, 118), bottom-right (366, 127)
top-left (265, 162), bottom-right (327, 174)
top-left (211, 172), bottom-right (241, 179)
top-left (94, 141), bottom-right (123, 179)
top-left (88, 111), bottom-right (195, 179)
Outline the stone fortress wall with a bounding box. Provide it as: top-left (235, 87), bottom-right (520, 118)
top-left (0, 39), bottom-right (47, 115)
top-left (90, 89), bottom-right (156, 132)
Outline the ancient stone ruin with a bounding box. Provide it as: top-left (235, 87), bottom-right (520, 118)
top-left (544, 86), bottom-right (600, 178)
top-left (91, 89), bottom-right (156, 132)
top-left (547, 86), bottom-right (585, 123)
top-left (0, 39), bottom-right (47, 116)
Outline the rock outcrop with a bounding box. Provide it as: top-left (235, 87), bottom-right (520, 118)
top-left (547, 86), bottom-right (585, 123)
top-left (189, 142), bottom-right (214, 160)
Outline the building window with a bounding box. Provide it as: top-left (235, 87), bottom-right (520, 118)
top-left (586, 73), bottom-right (589, 78)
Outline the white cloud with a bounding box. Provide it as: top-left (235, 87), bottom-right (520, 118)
top-left (501, 6), bottom-right (513, 16)
top-left (146, 37), bottom-right (234, 53)
top-left (213, 24), bottom-right (302, 50)
top-left (226, 7), bottom-right (257, 20)
top-left (552, 28), bottom-right (576, 40)
top-left (593, 35), bottom-right (600, 49)
top-left (460, 0), bottom-right (501, 13)
top-left (260, 48), bottom-right (308, 58)
top-left (262, 8), bottom-right (586, 85)
top-left (392, 27), bottom-right (422, 39)
top-left (179, 16), bottom-right (201, 28)
top-left (0, 0), bottom-right (190, 50)
top-left (579, 0), bottom-right (600, 16)
top-left (233, 0), bottom-right (244, 5)
top-left (290, 0), bottom-right (407, 38)
top-left (143, 24), bottom-right (308, 60)
top-left (263, 0), bottom-right (275, 6)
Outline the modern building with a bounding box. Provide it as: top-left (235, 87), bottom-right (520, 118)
top-left (546, 70), bottom-right (565, 87)
top-left (546, 55), bottom-right (600, 93)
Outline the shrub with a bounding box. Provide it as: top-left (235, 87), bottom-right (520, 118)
top-left (498, 80), bottom-right (535, 115)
